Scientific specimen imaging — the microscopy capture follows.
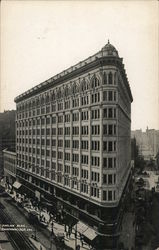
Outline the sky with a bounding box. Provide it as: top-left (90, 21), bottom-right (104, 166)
top-left (1, 1), bottom-right (159, 130)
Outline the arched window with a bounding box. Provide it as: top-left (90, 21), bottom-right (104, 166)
top-left (114, 72), bottom-right (117, 85)
top-left (41, 96), bottom-right (45, 105)
top-left (91, 76), bottom-right (100, 89)
top-left (108, 72), bottom-right (113, 85)
top-left (81, 80), bottom-right (86, 91)
top-left (45, 94), bottom-right (50, 103)
top-left (36, 98), bottom-right (40, 106)
top-left (51, 91), bottom-right (55, 102)
top-left (103, 72), bottom-right (107, 84)
top-left (72, 83), bottom-right (77, 94)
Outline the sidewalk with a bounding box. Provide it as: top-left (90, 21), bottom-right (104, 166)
top-left (2, 186), bottom-right (91, 250)
top-left (30, 237), bottom-right (47, 250)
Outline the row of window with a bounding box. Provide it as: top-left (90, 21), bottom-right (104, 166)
top-left (17, 125), bottom-right (102, 136)
top-left (17, 90), bottom-right (117, 119)
top-left (17, 154), bottom-right (117, 169)
top-left (17, 107), bottom-right (116, 128)
top-left (17, 73), bottom-right (117, 111)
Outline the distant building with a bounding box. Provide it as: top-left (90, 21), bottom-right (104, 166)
top-left (0, 110), bottom-right (16, 177)
top-left (131, 127), bottom-right (159, 161)
top-left (3, 149), bottom-right (16, 188)
top-left (14, 41), bottom-right (133, 249)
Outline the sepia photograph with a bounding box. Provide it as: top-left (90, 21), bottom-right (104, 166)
top-left (0, 1), bottom-right (159, 250)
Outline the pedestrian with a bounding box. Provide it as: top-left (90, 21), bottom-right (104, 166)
top-left (80, 235), bottom-right (84, 247)
top-left (68, 227), bottom-right (71, 238)
top-left (66, 230), bottom-right (68, 238)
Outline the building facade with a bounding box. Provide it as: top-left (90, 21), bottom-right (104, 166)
top-left (15, 41), bottom-right (133, 248)
top-left (0, 110), bottom-right (16, 178)
top-left (3, 149), bottom-right (16, 187)
top-left (131, 127), bottom-right (159, 161)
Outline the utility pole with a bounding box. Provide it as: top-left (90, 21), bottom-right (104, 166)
top-left (75, 223), bottom-right (77, 250)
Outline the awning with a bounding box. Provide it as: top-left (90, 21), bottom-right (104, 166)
top-left (13, 181), bottom-right (22, 189)
top-left (76, 221), bottom-right (88, 234)
top-left (83, 227), bottom-right (97, 240)
top-left (76, 221), bottom-right (97, 240)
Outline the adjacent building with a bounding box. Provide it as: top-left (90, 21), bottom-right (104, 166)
top-left (131, 127), bottom-right (159, 161)
top-left (0, 110), bottom-right (16, 178)
top-left (3, 149), bottom-right (16, 188)
top-left (14, 41), bottom-right (133, 248)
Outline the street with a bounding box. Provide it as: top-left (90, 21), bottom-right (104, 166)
top-left (0, 195), bottom-right (56, 250)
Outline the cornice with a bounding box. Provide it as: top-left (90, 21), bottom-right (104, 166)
top-left (15, 56), bottom-right (133, 103)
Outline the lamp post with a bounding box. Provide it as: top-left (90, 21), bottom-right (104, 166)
top-left (75, 222), bottom-right (77, 250)
top-left (50, 220), bottom-right (54, 250)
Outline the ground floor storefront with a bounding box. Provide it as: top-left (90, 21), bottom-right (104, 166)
top-left (15, 168), bottom-right (133, 249)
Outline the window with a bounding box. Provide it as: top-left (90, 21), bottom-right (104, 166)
top-left (108, 174), bottom-right (113, 184)
top-left (73, 154), bottom-right (79, 163)
top-left (81, 96), bottom-right (89, 106)
top-left (52, 151), bottom-right (56, 158)
top-left (52, 103), bottom-right (56, 112)
top-left (103, 91), bottom-right (117, 102)
top-left (103, 141), bottom-right (116, 152)
top-left (91, 187), bottom-right (99, 198)
top-left (91, 172), bottom-right (100, 182)
top-left (72, 167), bottom-right (79, 176)
top-left (91, 92), bottom-right (100, 104)
top-left (46, 117), bottom-right (50, 124)
top-left (46, 128), bottom-right (50, 135)
top-left (103, 124), bottom-right (116, 135)
top-left (103, 72), bottom-right (107, 85)
top-left (92, 141), bottom-right (100, 151)
top-left (72, 112), bottom-right (79, 121)
top-left (91, 109), bottom-right (100, 119)
top-left (73, 140), bottom-right (79, 149)
top-left (81, 169), bottom-right (88, 179)
top-left (65, 140), bottom-right (70, 148)
top-left (46, 106), bottom-right (50, 113)
top-left (65, 153), bottom-right (70, 161)
top-left (64, 165), bottom-right (70, 174)
top-left (82, 126), bottom-right (88, 135)
top-left (58, 102), bottom-right (63, 111)
top-left (65, 114), bottom-right (70, 123)
top-left (81, 155), bottom-right (89, 165)
top-left (91, 156), bottom-right (100, 167)
top-left (81, 140), bottom-right (88, 150)
top-left (103, 191), bottom-right (107, 201)
top-left (72, 98), bottom-right (79, 108)
top-left (52, 116), bottom-right (56, 124)
top-left (108, 190), bottom-right (112, 201)
top-left (65, 100), bottom-right (70, 109)
top-left (91, 125), bottom-right (100, 135)
top-left (81, 183), bottom-right (88, 194)
top-left (51, 128), bottom-right (56, 135)
top-left (52, 162), bottom-right (56, 169)
top-left (46, 139), bottom-right (50, 146)
top-left (57, 163), bottom-right (63, 171)
top-left (58, 140), bottom-right (63, 148)
top-left (64, 177), bottom-right (70, 187)
top-left (58, 128), bottom-right (63, 135)
top-left (91, 76), bottom-right (100, 88)
top-left (58, 115), bottom-right (63, 123)
top-left (58, 151), bottom-right (63, 159)
top-left (65, 127), bottom-right (70, 135)
top-left (46, 150), bottom-right (50, 157)
top-left (108, 72), bottom-right (113, 85)
top-left (73, 126), bottom-right (79, 135)
top-left (52, 139), bottom-right (56, 147)
top-left (81, 111), bottom-right (89, 120)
